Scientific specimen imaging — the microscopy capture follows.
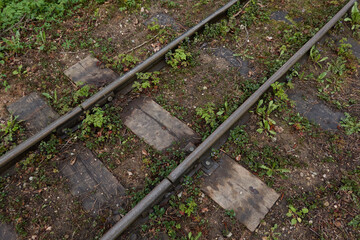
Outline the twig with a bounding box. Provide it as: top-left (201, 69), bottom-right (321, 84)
top-left (232, 1), bottom-right (251, 18)
top-left (238, 24), bottom-right (249, 49)
top-left (0, 14), bottom-right (27, 37)
top-left (124, 34), bottom-right (159, 54)
top-left (309, 227), bottom-right (320, 237)
top-left (60, 50), bottom-right (87, 54)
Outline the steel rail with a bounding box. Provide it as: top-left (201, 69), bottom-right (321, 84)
top-left (0, 0), bottom-right (241, 173)
top-left (100, 0), bottom-right (356, 239)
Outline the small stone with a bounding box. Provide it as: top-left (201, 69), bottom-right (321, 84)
top-left (300, 172), bottom-right (304, 177)
top-left (113, 214), bottom-right (121, 222)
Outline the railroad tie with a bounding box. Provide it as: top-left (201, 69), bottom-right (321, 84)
top-left (201, 153), bottom-right (279, 232)
top-left (7, 92), bottom-right (60, 135)
top-left (121, 96), bottom-right (201, 151)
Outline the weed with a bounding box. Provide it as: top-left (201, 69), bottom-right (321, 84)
top-left (271, 82), bottom-right (289, 102)
top-left (161, 0), bottom-right (179, 9)
top-left (132, 71), bottom-right (160, 92)
top-left (39, 135), bottom-right (59, 159)
top-left (35, 30), bottom-right (47, 51)
top-left (79, 105), bottom-right (123, 146)
top-left (337, 38), bottom-right (353, 58)
top-left (203, 19), bottom-right (230, 39)
top-left (340, 113), bottom-right (360, 135)
top-left (229, 0), bottom-right (269, 26)
top-left (264, 224), bottom-right (281, 240)
top-left (0, 73), bottom-right (10, 91)
top-left (255, 99), bottom-right (278, 135)
top-left (2, 31), bottom-right (24, 54)
top-left (349, 215), bottom-right (360, 229)
top-left (72, 84), bottom-right (91, 104)
top-left (196, 103), bottom-right (217, 128)
top-left (286, 113), bottom-right (313, 133)
top-left (345, 2), bottom-right (360, 36)
top-left (188, 232), bottom-right (202, 240)
top-left (0, 116), bottom-right (22, 152)
top-left (327, 57), bottom-right (346, 76)
top-left (228, 125), bottom-right (249, 152)
top-left (0, 0), bottom-right (84, 30)
top-left (115, 53), bottom-right (139, 72)
top-left (179, 199), bottom-right (197, 217)
top-left (12, 64), bottom-right (26, 76)
top-left (338, 167), bottom-right (360, 228)
top-left (259, 164), bottom-right (290, 177)
top-left (166, 48), bottom-right (193, 69)
top-left (42, 90), bottom-right (58, 105)
top-left (286, 205), bottom-right (309, 225)
top-left (195, 101), bottom-right (231, 131)
top-left (310, 45), bottom-right (328, 68)
top-left (225, 209), bottom-right (236, 224)
top-left (316, 71), bottom-right (328, 83)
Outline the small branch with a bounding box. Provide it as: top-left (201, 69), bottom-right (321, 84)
top-left (232, 1), bottom-right (251, 18)
top-left (0, 14), bottom-right (27, 37)
top-left (124, 34), bottom-right (159, 54)
top-left (239, 25), bottom-right (249, 48)
top-left (60, 50), bottom-right (87, 54)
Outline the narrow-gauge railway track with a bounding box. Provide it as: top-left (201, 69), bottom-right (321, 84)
top-left (0, 0), bottom-right (359, 239)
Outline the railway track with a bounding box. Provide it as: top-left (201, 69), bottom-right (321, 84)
top-left (0, 0), bottom-right (359, 239)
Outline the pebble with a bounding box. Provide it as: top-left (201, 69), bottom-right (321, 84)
top-left (300, 172), bottom-right (304, 177)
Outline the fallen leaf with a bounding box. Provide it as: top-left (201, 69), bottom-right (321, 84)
top-left (201, 207), bottom-right (209, 213)
top-left (142, 149), bottom-right (148, 156)
top-left (70, 157), bottom-right (76, 165)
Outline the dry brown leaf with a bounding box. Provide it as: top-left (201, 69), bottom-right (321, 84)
top-left (70, 157), bottom-right (76, 166)
top-left (142, 149), bottom-right (148, 156)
